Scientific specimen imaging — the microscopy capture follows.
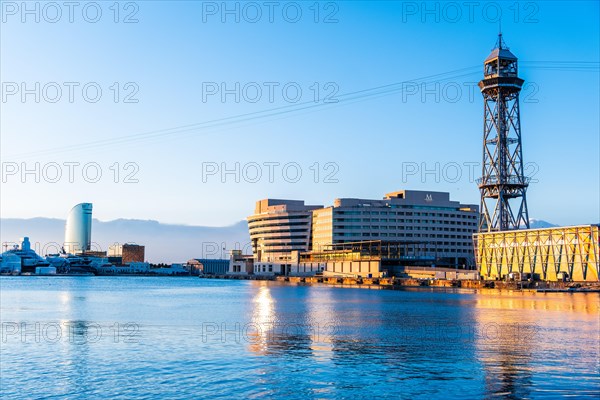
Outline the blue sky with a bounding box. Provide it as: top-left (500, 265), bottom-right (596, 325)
top-left (1, 0), bottom-right (599, 226)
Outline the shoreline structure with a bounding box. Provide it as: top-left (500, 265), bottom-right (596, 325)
top-left (199, 274), bottom-right (600, 293)
top-left (3, 273), bottom-right (598, 292)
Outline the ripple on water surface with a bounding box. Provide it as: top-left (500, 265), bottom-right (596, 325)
top-left (1, 277), bottom-right (598, 399)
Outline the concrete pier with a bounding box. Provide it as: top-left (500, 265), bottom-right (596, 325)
top-left (200, 274), bottom-right (600, 292)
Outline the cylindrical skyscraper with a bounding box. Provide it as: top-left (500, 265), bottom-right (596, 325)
top-left (64, 203), bottom-right (93, 254)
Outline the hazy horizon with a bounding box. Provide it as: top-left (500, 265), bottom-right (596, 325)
top-left (0, 216), bottom-right (251, 263)
top-left (0, 215), bottom-right (568, 263)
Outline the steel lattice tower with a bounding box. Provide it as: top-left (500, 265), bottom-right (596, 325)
top-left (477, 34), bottom-right (530, 232)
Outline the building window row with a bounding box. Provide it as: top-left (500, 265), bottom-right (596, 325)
top-left (249, 222), bottom-right (310, 230)
top-left (332, 225), bottom-right (475, 232)
top-left (334, 210), bottom-right (477, 218)
top-left (250, 214), bottom-right (310, 223)
top-left (360, 232), bottom-right (474, 240)
top-left (250, 229), bottom-right (308, 235)
top-left (334, 218), bottom-right (476, 225)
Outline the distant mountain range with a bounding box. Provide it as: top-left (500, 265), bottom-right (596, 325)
top-left (0, 218), bottom-right (250, 263)
top-left (1, 217), bottom-right (559, 264)
top-left (524, 219), bottom-right (558, 229)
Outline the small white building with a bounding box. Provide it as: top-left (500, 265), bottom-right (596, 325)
top-left (228, 250), bottom-right (254, 275)
top-left (290, 261), bottom-right (326, 276)
top-left (252, 262), bottom-right (283, 276)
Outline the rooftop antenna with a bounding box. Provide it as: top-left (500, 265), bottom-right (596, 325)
top-left (496, 19), bottom-right (506, 49)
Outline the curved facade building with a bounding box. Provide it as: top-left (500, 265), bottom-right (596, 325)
top-left (64, 203), bottom-right (93, 254)
top-left (248, 191), bottom-right (479, 275)
top-left (248, 199), bottom-right (322, 265)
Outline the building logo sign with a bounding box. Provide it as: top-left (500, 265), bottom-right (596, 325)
top-left (425, 194), bottom-right (433, 202)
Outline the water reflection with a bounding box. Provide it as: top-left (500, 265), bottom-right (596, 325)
top-left (473, 291), bottom-right (599, 399)
top-left (307, 287), bottom-right (336, 361)
top-left (474, 290), bottom-right (599, 314)
top-left (2, 278), bottom-right (598, 399)
top-left (248, 284), bottom-right (319, 359)
top-left (475, 324), bottom-right (534, 399)
top-left (248, 284), bottom-right (275, 355)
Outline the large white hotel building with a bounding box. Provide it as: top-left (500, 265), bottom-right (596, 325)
top-left (247, 190), bottom-right (478, 275)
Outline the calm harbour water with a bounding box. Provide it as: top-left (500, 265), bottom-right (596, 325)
top-left (1, 277), bottom-right (598, 399)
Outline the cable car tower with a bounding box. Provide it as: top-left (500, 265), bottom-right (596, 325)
top-left (477, 33), bottom-right (530, 232)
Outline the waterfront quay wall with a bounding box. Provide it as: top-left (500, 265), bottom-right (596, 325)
top-left (202, 274), bottom-right (600, 292)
